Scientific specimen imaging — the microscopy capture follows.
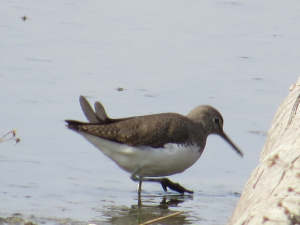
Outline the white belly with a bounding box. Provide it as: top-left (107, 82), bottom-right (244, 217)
top-left (78, 131), bottom-right (203, 177)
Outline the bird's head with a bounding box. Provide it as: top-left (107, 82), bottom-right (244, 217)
top-left (187, 105), bottom-right (243, 157)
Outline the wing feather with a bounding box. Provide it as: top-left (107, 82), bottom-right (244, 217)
top-left (66, 113), bottom-right (192, 148)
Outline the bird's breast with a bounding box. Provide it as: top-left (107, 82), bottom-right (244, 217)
top-left (136, 143), bottom-right (203, 177)
top-left (76, 131), bottom-right (203, 177)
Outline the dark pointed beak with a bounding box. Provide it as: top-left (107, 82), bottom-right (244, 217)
top-left (219, 130), bottom-right (243, 157)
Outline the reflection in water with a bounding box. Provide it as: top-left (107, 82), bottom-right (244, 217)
top-left (102, 194), bottom-right (195, 225)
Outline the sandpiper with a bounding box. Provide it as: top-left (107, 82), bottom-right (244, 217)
top-left (65, 96), bottom-right (243, 194)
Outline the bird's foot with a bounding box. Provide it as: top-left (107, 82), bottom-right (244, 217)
top-left (160, 178), bottom-right (194, 194)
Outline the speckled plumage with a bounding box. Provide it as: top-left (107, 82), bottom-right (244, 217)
top-left (67, 113), bottom-right (208, 150)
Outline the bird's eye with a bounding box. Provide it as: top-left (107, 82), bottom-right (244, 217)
top-left (213, 118), bottom-right (220, 124)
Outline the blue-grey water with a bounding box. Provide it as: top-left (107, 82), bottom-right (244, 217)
top-left (1, 0), bottom-right (300, 224)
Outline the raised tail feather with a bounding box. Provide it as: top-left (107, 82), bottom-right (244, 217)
top-left (79, 95), bottom-right (110, 124)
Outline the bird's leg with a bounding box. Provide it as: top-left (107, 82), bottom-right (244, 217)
top-left (130, 168), bottom-right (193, 194)
top-left (137, 180), bottom-right (142, 194)
top-left (131, 167), bottom-right (143, 195)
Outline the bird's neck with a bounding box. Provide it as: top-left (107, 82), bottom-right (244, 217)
top-left (186, 122), bottom-right (208, 151)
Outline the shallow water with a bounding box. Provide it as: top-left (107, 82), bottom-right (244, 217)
top-left (1, 0), bottom-right (300, 224)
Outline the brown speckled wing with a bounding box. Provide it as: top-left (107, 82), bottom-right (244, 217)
top-left (66, 113), bottom-right (193, 148)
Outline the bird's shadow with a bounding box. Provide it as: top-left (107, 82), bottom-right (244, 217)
top-left (101, 193), bottom-right (194, 225)
top-left (135, 192), bottom-right (193, 208)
